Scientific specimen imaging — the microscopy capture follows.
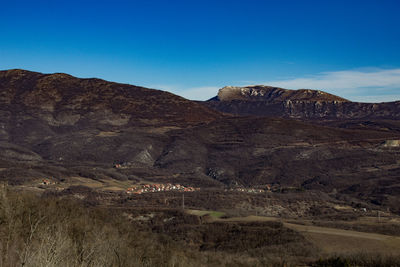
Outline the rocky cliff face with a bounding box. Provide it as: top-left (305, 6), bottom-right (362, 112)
top-left (216, 85), bottom-right (349, 102)
top-left (205, 86), bottom-right (400, 120)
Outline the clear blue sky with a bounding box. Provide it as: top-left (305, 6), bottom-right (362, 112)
top-left (1, 0), bottom-right (400, 101)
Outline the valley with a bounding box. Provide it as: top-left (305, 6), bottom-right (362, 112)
top-left (1, 69), bottom-right (400, 266)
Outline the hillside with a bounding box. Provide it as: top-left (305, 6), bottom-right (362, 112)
top-left (0, 69), bottom-right (221, 127)
top-left (0, 69), bottom-right (400, 216)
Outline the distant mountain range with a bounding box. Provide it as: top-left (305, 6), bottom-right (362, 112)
top-left (204, 85), bottom-right (400, 120)
top-left (1, 69), bottom-right (400, 213)
top-left (211, 85), bottom-right (349, 102)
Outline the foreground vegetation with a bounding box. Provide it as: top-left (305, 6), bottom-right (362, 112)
top-left (0, 184), bottom-right (201, 267)
top-left (0, 187), bottom-right (309, 266)
top-left (314, 254), bottom-right (400, 267)
top-left (1, 184), bottom-right (400, 266)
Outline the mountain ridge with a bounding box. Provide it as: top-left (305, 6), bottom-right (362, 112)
top-left (0, 69), bottom-right (222, 127)
top-left (213, 85), bottom-right (350, 102)
top-left (204, 85), bottom-right (400, 120)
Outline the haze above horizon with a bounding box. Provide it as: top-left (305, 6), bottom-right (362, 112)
top-left (1, 0), bottom-right (399, 102)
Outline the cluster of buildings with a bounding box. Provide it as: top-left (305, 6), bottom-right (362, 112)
top-left (228, 188), bottom-right (266, 193)
top-left (126, 183), bottom-right (199, 194)
top-left (40, 179), bottom-right (55, 186)
top-left (114, 162), bottom-right (135, 169)
top-left (227, 185), bottom-right (272, 194)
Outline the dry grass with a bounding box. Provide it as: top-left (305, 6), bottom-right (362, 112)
top-left (96, 131), bottom-right (120, 137)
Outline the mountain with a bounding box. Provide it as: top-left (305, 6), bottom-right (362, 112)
top-left (0, 69), bottom-right (222, 185)
top-left (204, 85), bottom-right (400, 120)
top-left (214, 85), bottom-right (349, 102)
top-left (0, 69), bottom-right (221, 128)
top-left (1, 69), bottom-right (400, 214)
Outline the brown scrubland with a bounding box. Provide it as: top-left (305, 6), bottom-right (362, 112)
top-left (1, 184), bottom-right (400, 267)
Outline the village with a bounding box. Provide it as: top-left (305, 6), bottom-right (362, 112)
top-left (227, 187), bottom-right (266, 194)
top-left (226, 184), bottom-right (274, 194)
top-left (37, 177), bottom-right (285, 196)
top-left (40, 179), bottom-right (56, 186)
top-left (126, 183), bottom-right (200, 194)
